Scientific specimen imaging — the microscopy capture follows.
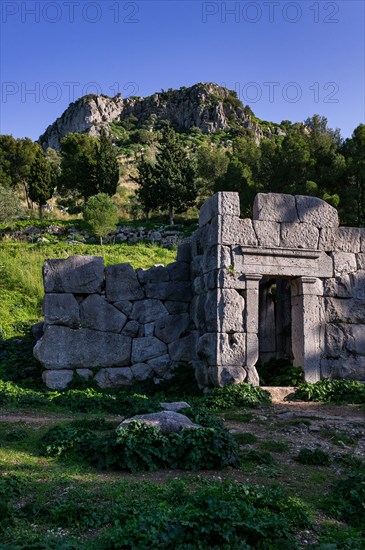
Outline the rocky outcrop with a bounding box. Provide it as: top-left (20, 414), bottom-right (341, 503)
top-left (39, 83), bottom-right (256, 149)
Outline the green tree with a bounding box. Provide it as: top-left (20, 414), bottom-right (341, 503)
top-left (154, 124), bottom-right (197, 224)
top-left (95, 129), bottom-right (120, 196)
top-left (83, 193), bottom-right (118, 245)
top-left (215, 157), bottom-right (256, 217)
top-left (131, 157), bottom-right (159, 222)
top-left (28, 147), bottom-right (53, 219)
top-left (195, 145), bottom-right (229, 199)
top-left (0, 185), bottom-right (22, 222)
top-left (341, 124), bottom-right (365, 225)
top-left (0, 135), bottom-right (38, 206)
top-left (58, 133), bottom-right (98, 202)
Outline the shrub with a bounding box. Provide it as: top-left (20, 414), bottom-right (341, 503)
top-left (293, 380), bottom-right (365, 404)
top-left (202, 383), bottom-right (271, 410)
top-left (233, 432), bottom-right (258, 445)
top-left (4, 428), bottom-right (28, 441)
top-left (99, 481), bottom-right (311, 549)
top-left (294, 448), bottom-right (330, 466)
top-left (258, 359), bottom-right (304, 386)
top-left (241, 449), bottom-right (276, 466)
top-left (40, 420), bottom-right (240, 473)
top-left (325, 473), bottom-right (365, 530)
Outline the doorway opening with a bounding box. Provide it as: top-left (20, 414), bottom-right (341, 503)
top-left (258, 278), bottom-right (293, 367)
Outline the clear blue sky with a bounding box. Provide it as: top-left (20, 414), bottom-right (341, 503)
top-left (1, 0), bottom-right (364, 141)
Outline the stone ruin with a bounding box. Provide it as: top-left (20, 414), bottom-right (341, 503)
top-left (34, 192), bottom-right (365, 389)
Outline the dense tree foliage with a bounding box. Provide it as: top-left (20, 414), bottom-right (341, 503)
top-left (83, 193), bottom-right (118, 245)
top-left (133, 124), bottom-right (198, 224)
top-left (28, 146), bottom-right (53, 219)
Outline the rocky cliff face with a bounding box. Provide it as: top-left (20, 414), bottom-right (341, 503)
top-left (39, 83), bottom-right (261, 149)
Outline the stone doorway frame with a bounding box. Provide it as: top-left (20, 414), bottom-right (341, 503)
top-left (245, 273), bottom-right (323, 383)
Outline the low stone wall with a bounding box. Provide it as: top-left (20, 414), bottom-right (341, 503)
top-left (34, 191), bottom-right (365, 389)
top-left (34, 245), bottom-right (195, 389)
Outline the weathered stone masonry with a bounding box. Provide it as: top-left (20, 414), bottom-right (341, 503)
top-left (34, 192), bottom-right (365, 389)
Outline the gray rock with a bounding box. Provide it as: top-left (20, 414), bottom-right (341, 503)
top-left (253, 193), bottom-right (298, 223)
top-left (130, 299), bottom-right (168, 323)
top-left (160, 401), bottom-right (191, 411)
top-left (119, 411), bottom-right (201, 434)
top-left (144, 282), bottom-right (192, 302)
top-left (43, 256), bottom-right (104, 293)
top-left (253, 220), bottom-right (280, 247)
top-left (121, 320), bottom-right (140, 338)
top-left (147, 354), bottom-right (172, 377)
top-left (136, 265), bottom-right (169, 284)
top-left (31, 321), bottom-right (44, 341)
top-left (42, 369), bottom-right (74, 389)
top-left (177, 242), bottom-right (192, 263)
top-left (164, 301), bottom-right (190, 314)
top-left (105, 263), bottom-right (144, 302)
top-left (197, 333), bottom-right (217, 365)
top-left (167, 262), bottom-right (190, 281)
top-left (34, 326), bottom-right (131, 369)
top-left (199, 192), bottom-right (240, 227)
top-left (281, 223), bottom-right (319, 249)
top-left (168, 333), bottom-right (198, 362)
top-left (155, 313), bottom-right (190, 344)
top-left (208, 366), bottom-right (247, 386)
top-left (113, 300), bottom-right (133, 316)
top-left (295, 195), bottom-right (339, 228)
top-left (131, 337), bottom-right (167, 363)
top-left (43, 293), bottom-right (80, 327)
top-left (143, 323), bottom-right (155, 337)
top-left (131, 363), bottom-right (154, 381)
top-left (95, 367), bottom-right (133, 388)
top-left (80, 294), bottom-right (127, 332)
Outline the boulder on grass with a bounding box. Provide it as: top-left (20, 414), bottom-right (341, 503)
top-left (119, 411), bottom-right (200, 434)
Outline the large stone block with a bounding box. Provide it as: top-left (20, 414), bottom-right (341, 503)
top-left (346, 325), bottom-right (365, 355)
top-left (42, 369), bottom-right (74, 389)
top-left (136, 265), bottom-right (169, 284)
top-left (34, 326), bottom-right (131, 369)
top-left (217, 332), bottom-right (246, 367)
top-left (94, 367), bottom-right (133, 388)
top-left (155, 313), bottom-right (190, 344)
top-left (295, 195), bottom-right (339, 228)
top-left (199, 192), bottom-right (240, 227)
top-left (168, 333), bottom-right (198, 362)
top-left (113, 300), bottom-right (133, 316)
top-left (144, 282), bottom-right (192, 302)
top-left (167, 261), bottom-right (190, 281)
top-left (232, 246), bottom-right (333, 278)
top-left (197, 333), bottom-right (217, 365)
top-left (131, 337), bottom-right (167, 363)
top-left (253, 220), bottom-right (280, 247)
top-left (324, 324), bottom-right (345, 358)
top-left (177, 242), bottom-right (192, 263)
top-left (80, 294), bottom-right (127, 333)
top-left (350, 271), bottom-right (365, 301)
top-left (164, 301), bottom-right (189, 314)
top-left (209, 215), bottom-right (257, 246)
top-left (147, 354), bottom-right (172, 377)
top-left (319, 227), bottom-right (362, 253)
top-left (43, 293), bottom-right (80, 327)
top-left (208, 366), bottom-right (247, 387)
top-left (121, 320), bottom-right (140, 338)
top-left (43, 256), bottom-right (104, 293)
top-left (253, 193), bottom-right (298, 223)
top-left (321, 357), bottom-right (365, 381)
top-left (324, 298), bottom-right (365, 324)
top-left (130, 299), bottom-right (168, 323)
top-left (202, 245), bottom-right (232, 274)
top-left (323, 275), bottom-right (352, 298)
top-left (216, 289), bottom-right (245, 333)
top-left (105, 263), bottom-right (144, 302)
top-left (332, 252), bottom-right (357, 276)
top-left (280, 223), bottom-right (319, 249)
top-left (131, 363), bottom-right (154, 381)
top-left (190, 294), bottom-right (206, 331)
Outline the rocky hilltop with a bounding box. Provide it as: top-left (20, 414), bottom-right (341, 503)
top-left (39, 83), bottom-right (266, 149)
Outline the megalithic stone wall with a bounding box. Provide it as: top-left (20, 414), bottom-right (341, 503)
top-left (34, 192), bottom-right (365, 389)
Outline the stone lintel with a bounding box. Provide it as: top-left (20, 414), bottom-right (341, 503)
top-left (233, 246), bottom-right (333, 278)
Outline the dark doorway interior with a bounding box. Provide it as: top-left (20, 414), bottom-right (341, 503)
top-left (258, 278), bottom-right (293, 366)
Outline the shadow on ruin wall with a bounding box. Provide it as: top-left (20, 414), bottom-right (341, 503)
top-left (34, 192), bottom-right (365, 389)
